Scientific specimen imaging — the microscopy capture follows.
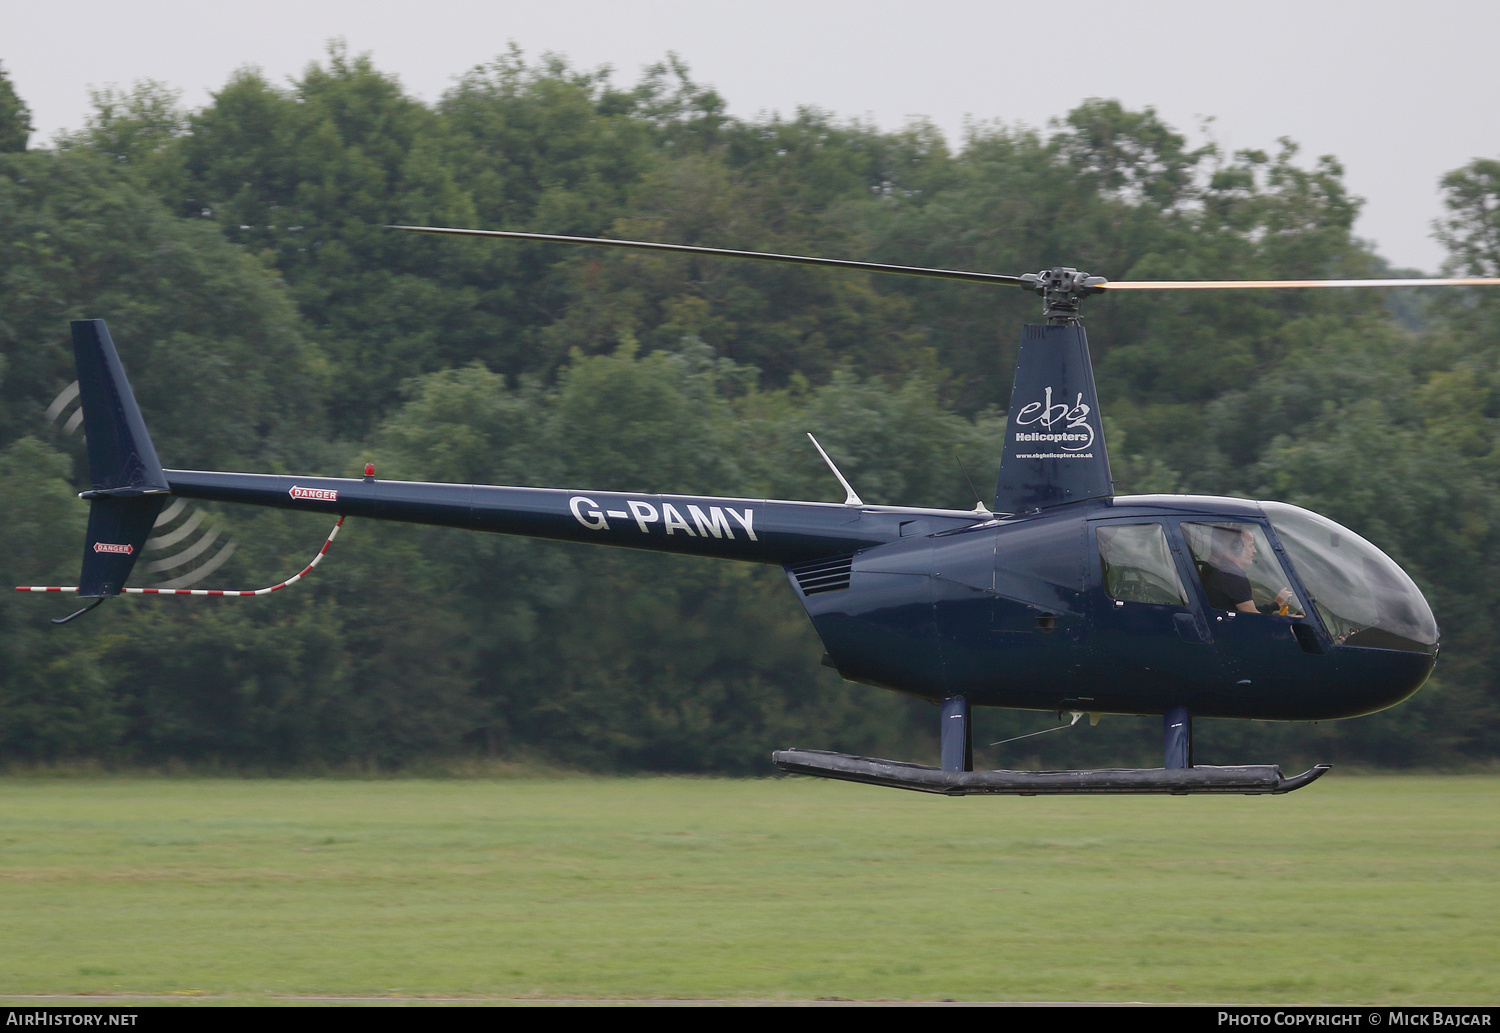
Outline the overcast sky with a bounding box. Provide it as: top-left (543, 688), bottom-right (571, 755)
top-left (4, 0), bottom-right (1496, 272)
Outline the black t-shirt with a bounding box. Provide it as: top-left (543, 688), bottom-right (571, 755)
top-left (1203, 564), bottom-right (1253, 610)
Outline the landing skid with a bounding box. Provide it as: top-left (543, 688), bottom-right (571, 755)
top-left (772, 749), bottom-right (1331, 795)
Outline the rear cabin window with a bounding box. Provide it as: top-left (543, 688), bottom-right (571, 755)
top-left (1097, 524), bottom-right (1188, 606)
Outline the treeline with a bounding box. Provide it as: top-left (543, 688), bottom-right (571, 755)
top-left (1, 48), bottom-right (1498, 771)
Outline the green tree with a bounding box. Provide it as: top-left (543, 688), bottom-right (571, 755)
top-left (0, 61), bottom-right (32, 153)
top-left (18, 44), bottom-right (1498, 771)
top-left (1437, 159), bottom-right (1500, 276)
top-left (0, 437), bottom-right (118, 761)
top-left (0, 149), bottom-right (328, 470)
top-left (165, 47), bottom-right (479, 433)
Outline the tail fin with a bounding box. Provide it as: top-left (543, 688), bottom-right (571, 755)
top-left (71, 320), bottom-right (169, 597)
top-left (993, 324), bottom-right (1113, 515)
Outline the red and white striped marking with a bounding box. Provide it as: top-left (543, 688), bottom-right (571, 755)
top-left (16, 518), bottom-right (345, 597)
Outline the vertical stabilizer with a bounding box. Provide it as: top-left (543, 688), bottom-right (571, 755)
top-left (993, 324), bottom-right (1113, 514)
top-left (73, 320), bottom-right (169, 494)
top-left (70, 320), bottom-right (169, 596)
top-left (78, 495), bottom-right (165, 597)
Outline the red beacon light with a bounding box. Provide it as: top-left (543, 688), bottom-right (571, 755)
top-left (364, 462), bottom-right (375, 481)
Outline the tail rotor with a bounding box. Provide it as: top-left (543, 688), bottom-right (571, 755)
top-left (43, 340), bottom-right (237, 596)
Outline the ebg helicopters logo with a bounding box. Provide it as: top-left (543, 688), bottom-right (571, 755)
top-left (1012, 387), bottom-right (1096, 459)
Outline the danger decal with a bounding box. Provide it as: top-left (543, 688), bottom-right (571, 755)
top-left (289, 485), bottom-right (339, 502)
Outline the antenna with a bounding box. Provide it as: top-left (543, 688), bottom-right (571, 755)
top-left (954, 453), bottom-right (992, 517)
top-left (806, 433), bottom-right (863, 506)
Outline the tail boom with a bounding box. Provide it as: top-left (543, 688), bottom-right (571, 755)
top-left (162, 469), bottom-right (986, 566)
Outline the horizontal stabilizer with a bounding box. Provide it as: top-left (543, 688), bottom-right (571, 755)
top-left (772, 749), bottom-right (1330, 795)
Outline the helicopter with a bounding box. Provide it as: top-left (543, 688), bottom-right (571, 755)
top-left (21, 225), bottom-right (1500, 795)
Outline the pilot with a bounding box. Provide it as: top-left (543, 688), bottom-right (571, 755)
top-left (1204, 527), bottom-right (1298, 615)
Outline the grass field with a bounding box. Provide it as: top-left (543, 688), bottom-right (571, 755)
top-left (0, 774), bottom-right (1496, 1004)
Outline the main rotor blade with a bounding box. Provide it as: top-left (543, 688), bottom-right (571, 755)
top-left (388, 225), bottom-right (1030, 288)
top-left (1100, 277), bottom-right (1500, 290)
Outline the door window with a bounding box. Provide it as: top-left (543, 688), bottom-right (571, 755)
top-left (1096, 524), bottom-right (1188, 606)
top-left (1183, 522), bottom-right (1302, 615)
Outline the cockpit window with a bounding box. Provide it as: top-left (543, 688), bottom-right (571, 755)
top-left (1183, 522), bottom-right (1303, 616)
top-left (1261, 502), bottom-right (1437, 653)
top-left (1097, 523), bottom-right (1188, 606)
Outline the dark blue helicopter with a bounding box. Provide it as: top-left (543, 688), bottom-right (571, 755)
top-left (31, 232), bottom-right (1492, 795)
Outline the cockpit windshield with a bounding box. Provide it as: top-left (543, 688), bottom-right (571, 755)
top-left (1260, 502), bottom-right (1437, 654)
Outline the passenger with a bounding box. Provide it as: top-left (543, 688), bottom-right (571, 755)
top-left (1203, 527), bottom-right (1298, 615)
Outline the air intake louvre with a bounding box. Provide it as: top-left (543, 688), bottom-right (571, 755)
top-left (792, 555), bottom-right (853, 595)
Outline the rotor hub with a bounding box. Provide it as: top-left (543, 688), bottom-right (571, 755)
top-left (1021, 268), bottom-right (1109, 324)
